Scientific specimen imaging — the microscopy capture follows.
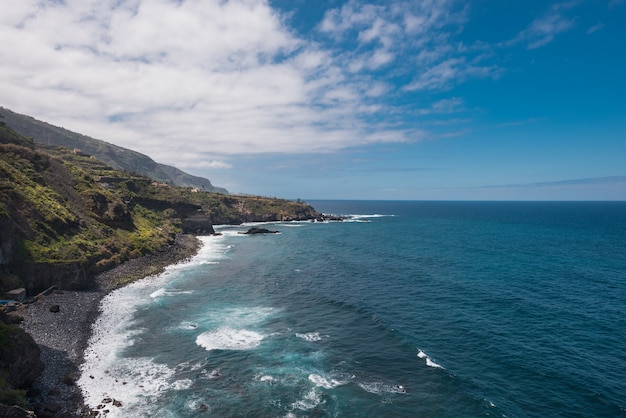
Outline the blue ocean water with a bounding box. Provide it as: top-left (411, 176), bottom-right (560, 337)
top-left (78, 201), bottom-right (626, 417)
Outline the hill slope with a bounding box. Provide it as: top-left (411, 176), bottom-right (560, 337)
top-left (0, 121), bottom-right (320, 293)
top-left (0, 107), bottom-right (227, 193)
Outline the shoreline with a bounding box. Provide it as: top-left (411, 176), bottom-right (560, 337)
top-left (19, 234), bottom-right (201, 417)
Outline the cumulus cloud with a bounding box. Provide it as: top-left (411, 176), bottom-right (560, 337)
top-left (0, 0), bottom-right (574, 174)
top-left (2, 0), bottom-right (428, 168)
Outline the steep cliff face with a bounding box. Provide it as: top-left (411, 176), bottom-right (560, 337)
top-left (20, 262), bottom-right (88, 293)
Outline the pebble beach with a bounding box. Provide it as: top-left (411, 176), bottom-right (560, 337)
top-left (19, 234), bottom-right (200, 417)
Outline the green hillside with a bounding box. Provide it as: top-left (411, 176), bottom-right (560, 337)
top-left (0, 121), bottom-right (320, 293)
top-left (0, 107), bottom-right (227, 193)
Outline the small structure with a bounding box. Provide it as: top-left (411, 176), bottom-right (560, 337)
top-left (3, 287), bottom-right (26, 302)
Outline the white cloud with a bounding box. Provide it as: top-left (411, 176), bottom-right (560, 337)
top-left (182, 160), bottom-right (233, 170)
top-left (586, 23), bottom-right (604, 34)
top-left (2, 0), bottom-right (430, 169)
top-left (0, 0), bottom-right (513, 173)
top-left (404, 58), bottom-right (496, 91)
top-left (507, 2), bottom-right (576, 50)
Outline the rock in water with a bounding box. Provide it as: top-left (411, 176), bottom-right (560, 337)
top-left (242, 227), bottom-right (279, 235)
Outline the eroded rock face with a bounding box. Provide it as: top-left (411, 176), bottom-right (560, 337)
top-left (0, 323), bottom-right (45, 389)
top-left (182, 213), bottom-right (216, 235)
top-left (19, 262), bottom-right (89, 294)
top-left (0, 404), bottom-right (36, 418)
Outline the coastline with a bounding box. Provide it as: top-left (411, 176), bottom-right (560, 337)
top-left (18, 234), bottom-right (201, 417)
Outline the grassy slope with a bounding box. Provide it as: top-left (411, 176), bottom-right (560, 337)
top-left (0, 107), bottom-right (227, 193)
top-left (0, 122), bottom-right (319, 291)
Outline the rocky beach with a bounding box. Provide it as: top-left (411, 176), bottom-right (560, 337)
top-left (18, 234), bottom-right (201, 417)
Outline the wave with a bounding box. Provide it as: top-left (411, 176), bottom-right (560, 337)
top-left (290, 388), bottom-right (323, 411)
top-left (349, 213), bottom-right (394, 218)
top-left (178, 321), bottom-right (198, 330)
top-left (418, 349), bottom-right (444, 369)
top-left (295, 332), bottom-right (327, 342)
top-left (358, 381), bottom-right (407, 395)
top-left (338, 213), bottom-right (396, 222)
top-left (196, 327), bottom-right (264, 351)
top-left (308, 373), bottom-right (346, 389)
top-left (78, 355), bottom-right (191, 418)
top-left (149, 288), bottom-right (194, 298)
top-left (77, 235), bottom-right (230, 414)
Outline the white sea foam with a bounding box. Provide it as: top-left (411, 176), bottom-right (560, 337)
top-left (150, 288), bottom-right (194, 298)
top-left (78, 356), bottom-right (191, 418)
top-left (341, 213), bottom-right (396, 222)
top-left (196, 327), bottom-right (264, 351)
top-left (426, 358), bottom-right (444, 368)
top-left (417, 349), bottom-right (444, 369)
top-left (168, 235), bottom-right (229, 270)
top-left (174, 361), bottom-right (203, 373)
top-left (308, 373), bottom-right (346, 389)
top-left (178, 321), bottom-right (198, 330)
top-left (207, 306), bottom-right (277, 329)
top-left (296, 332), bottom-right (327, 342)
top-left (150, 288), bottom-right (166, 298)
top-left (185, 397), bottom-right (212, 414)
top-left (78, 235), bottom-right (228, 414)
top-left (358, 381), bottom-right (407, 395)
top-left (290, 388), bottom-right (323, 411)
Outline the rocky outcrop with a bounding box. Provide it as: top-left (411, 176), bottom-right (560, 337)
top-left (182, 213), bottom-right (216, 235)
top-left (0, 324), bottom-right (44, 389)
top-left (242, 227), bottom-right (279, 235)
top-left (19, 262), bottom-right (88, 294)
top-left (0, 404), bottom-right (36, 418)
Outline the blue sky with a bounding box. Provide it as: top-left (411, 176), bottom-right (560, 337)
top-left (1, 0), bottom-right (625, 200)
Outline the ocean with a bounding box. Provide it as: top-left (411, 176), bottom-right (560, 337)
top-left (77, 201), bottom-right (626, 417)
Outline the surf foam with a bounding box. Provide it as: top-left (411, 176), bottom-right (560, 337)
top-left (418, 349), bottom-right (444, 369)
top-left (296, 332), bottom-right (327, 342)
top-left (308, 373), bottom-right (346, 389)
top-left (196, 327), bottom-right (264, 351)
top-left (78, 235), bottom-right (227, 414)
top-left (358, 381), bottom-right (407, 395)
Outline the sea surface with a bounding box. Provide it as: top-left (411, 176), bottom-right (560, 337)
top-left (78, 201), bottom-right (626, 417)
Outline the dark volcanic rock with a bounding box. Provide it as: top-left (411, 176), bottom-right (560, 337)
top-left (0, 323), bottom-right (44, 389)
top-left (182, 213), bottom-right (216, 235)
top-left (242, 227), bottom-right (279, 235)
top-left (0, 404), bottom-right (36, 418)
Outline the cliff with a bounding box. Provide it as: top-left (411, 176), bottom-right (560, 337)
top-left (0, 121), bottom-right (320, 294)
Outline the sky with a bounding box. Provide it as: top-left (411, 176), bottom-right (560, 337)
top-left (1, 0), bottom-right (625, 200)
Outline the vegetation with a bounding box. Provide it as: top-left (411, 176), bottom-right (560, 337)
top-left (1, 107), bottom-right (228, 193)
top-left (0, 122), bottom-right (319, 292)
top-left (0, 324), bottom-right (28, 409)
top-left (0, 374), bottom-right (27, 409)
